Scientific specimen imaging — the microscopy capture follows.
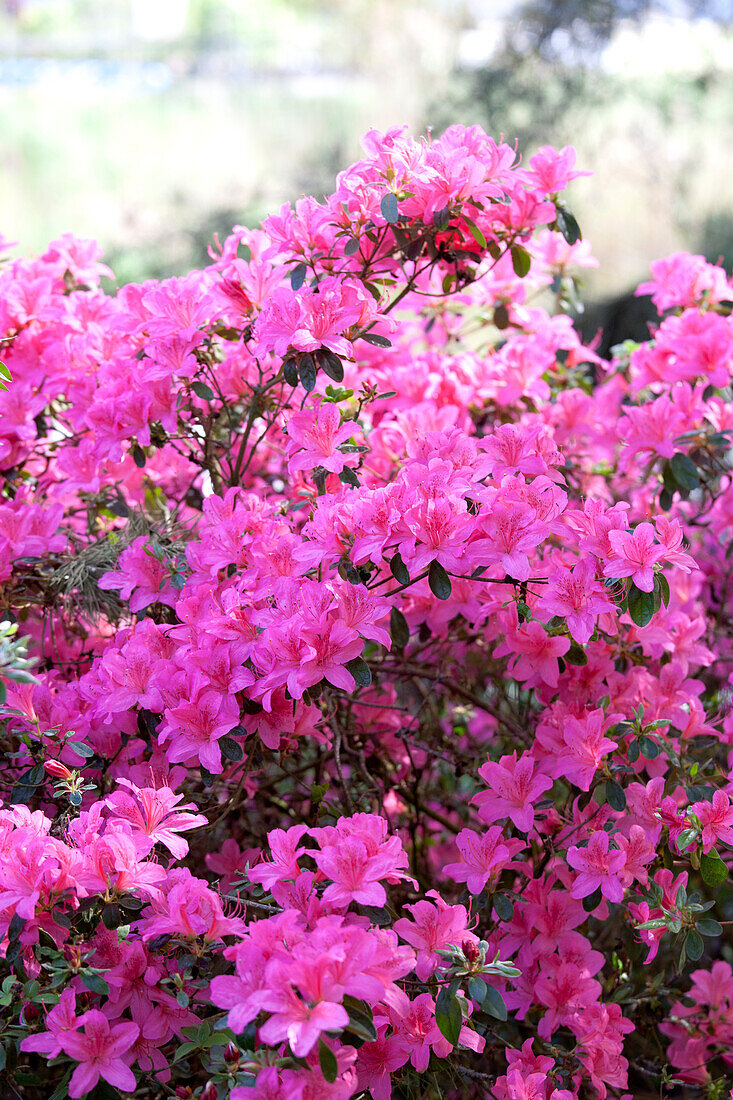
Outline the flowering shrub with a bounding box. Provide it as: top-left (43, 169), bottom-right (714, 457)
top-left (0, 126), bottom-right (733, 1099)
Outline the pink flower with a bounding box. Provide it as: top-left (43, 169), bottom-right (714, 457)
top-left (557, 708), bottom-right (618, 791)
top-left (474, 751), bottom-right (552, 833)
top-left (566, 831), bottom-right (627, 903)
top-left (104, 780), bottom-right (206, 859)
top-left (58, 1011), bottom-right (139, 1098)
top-left (605, 523), bottom-right (665, 593)
top-left (286, 402), bottom-right (355, 475)
top-left (692, 790), bottom-right (733, 852)
top-left (443, 827), bottom-right (525, 894)
top-left (536, 558), bottom-right (615, 644)
top-left (257, 987), bottom-right (349, 1057)
top-left (393, 892), bottom-right (477, 980)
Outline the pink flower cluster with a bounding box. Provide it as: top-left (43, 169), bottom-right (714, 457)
top-left (1, 123), bottom-right (733, 1099)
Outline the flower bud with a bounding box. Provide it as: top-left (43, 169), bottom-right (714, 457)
top-left (175, 1089), bottom-right (194, 1099)
top-left (223, 1042), bottom-right (240, 1066)
top-left (201, 1083), bottom-right (218, 1100)
top-left (44, 758), bottom-right (73, 780)
top-left (463, 939), bottom-right (480, 964)
top-left (21, 1002), bottom-right (39, 1025)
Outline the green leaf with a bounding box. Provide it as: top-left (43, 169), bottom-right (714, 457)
top-left (10, 764), bottom-right (45, 805)
top-left (493, 303), bottom-right (510, 330)
top-left (606, 780), bottom-right (627, 812)
top-left (670, 452), bottom-right (700, 491)
top-left (0, 361), bottom-right (11, 381)
top-left (316, 348), bottom-right (344, 383)
top-left (657, 572), bottom-right (671, 608)
top-left (482, 984), bottom-right (508, 1021)
top-left (467, 975), bottom-right (487, 1004)
top-left (554, 204), bottom-right (581, 246)
top-left (298, 353), bottom-right (317, 393)
top-left (220, 736), bottom-right (244, 762)
top-left (435, 985), bottom-right (462, 1045)
top-left (172, 1041), bottom-right (198, 1063)
top-left (510, 243), bottom-right (531, 278)
top-left (339, 467), bottom-right (360, 488)
top-left (583, 887), bottom-right (603, 912)
top-left (565, 643), bottom-right (588, 666)
top-left (389, 553), bottom-right (410, 586)
top-left (696, 918), bottom-right (723, 937)
top-left (428, 560), bottom-right (452, 601)
top-left (380, 193), bottom-right (399, 224)
top-left (627, 583), bottom-right (655, 628)
top-left (627, 739), bottom-right (640, 763)
top-left (638, 735), bottom-right (660, 759)
top-left (82, 971), bottom-right (110, 997)
top-left (343, 236), bottom-right (360, 256)
top-left (89, 1082), bottom-right (123, 1100)
top-left (48, 1070), bottom-right (73, 1100)
top-left (700, 849), bottom-right (728, 887)
top-left (346, 656), bottom-right (372, 688)
top-left (361, 332), bottom-right (392, 348)
top-left (343, 996), bottom-right (377, 1043)
top-left (191, 381), bottom-right (215, 402)
top-left (462, 216), bottom-right (487, 249)
top-left (283, 356), bottom-right (299, 387)
top-left (685, 929), bottom-right (704, 962)
top-left (131, 444), bottom-right (146, 468)
top-left (290, 263), bottom-right (307, 291)
top-left (433, 206), bottom-right (451, 229)
top-left (389, 607), bottom-right (410, 649)
top-left (318, 1038), bottom-right (339, 1083)
top-left (101, 903), bottom-right (125, 930)
top-left (492, 894), bottom-right (514, 921)
top-left (66, 740), bottom-right (94, 759)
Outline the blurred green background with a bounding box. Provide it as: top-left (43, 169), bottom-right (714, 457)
top-left (1, 0), bottom-right (732, 301)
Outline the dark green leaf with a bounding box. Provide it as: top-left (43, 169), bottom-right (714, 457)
top-left (670, 452), bottom-right (700, 491)
top-left (700, 850), bottom-right (728, 887)
top-left (346, 656), bottom-right (372, 688)
top-left (435, 986), bottom-right (462, 1045)
top-left (389, 553), bottom-right (410, 586)
top-left (583, 887), bottom-right (603, 912)
top-left (343, 237), bottom-right (360, 256)
top-left (696, 918), bottom-right (722, 937)
top-left (433, 205), bottom-right (451, 229)
top-left (283, 357), bottom-right (299, 387)
top-left (565, 643), bottom-right (588, 666)
top-left (493, 303), bottom-right (510, 329)
top-left (318, 1038), bottom-right (339, 1083)
top-left (10, 764), bottom-right (45, 805)
top-left (659, 487), bottom-right (674, 510)
top-left (482, 984), bottom-right (508, 1021)
top-left (627, 583), bottom-right (655, 628)
top-left (390, 607), bottom-right (410, 649)
top-left (290, 263), bottom-right (307, 291)
top-left (101, 904), bottom-right (125, 930)
top-left (685, 929), bottom-right (704, 962)
top-left (638, 736), bottom-right (660, 759)
top-left (361, 332), bottom-right (392, 348)
top-left (220, 736), bottom-right (244, 762)
top-left (298, 353), bottom-right (317, 393)
top-left (82, 972), bottom-right (110, 997)
top-left (555, 204), bottom-right (581, 246)
top-left (343, 996), bottom-right (377, 1043)
top-left (657, 572), bottom-right (671, 608)
top-left (316, 348), bottom-right (344, 383)
top-left (685, 784), bottom-right (715, 802)
top-left (428, 560), bottom-right (452, 601)
top-left (510, 243), bottom-right (531, 278)
top-left (627, 739), bottom-right (640, 763)
top-left (132, 445), bottom-right (146, 469)
top-left (339, 467), bottom-right (360, 487)
top-left (359, 905), bottom-right (391, 927)
top-left (192, 381), bottom-right (215, 402)
top-left (468, 975), bottom-right (487, 1004)
top-left (380, 193), bottom-right (399, 224)
top-left (606, 780), bottom-right (627, 812)
top-left (492, 894), bottom-right (514, 921)
top-left (67, 740), bottom-right (94, 759)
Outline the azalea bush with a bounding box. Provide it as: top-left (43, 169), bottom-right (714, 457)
top-left (1, 124), bottom-right (733, 1100)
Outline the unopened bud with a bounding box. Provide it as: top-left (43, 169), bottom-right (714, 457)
top-left (44, 758), bottom-right (73, 780)
top-left (201, 1083), bottom-right (218, 1100)
top-left (223, 1041), bottom-right (240, 1066)
top-left (175, 1089), bottom-right (194, 1099)
top-left (21, 1002), bottom-right (39, 1025)
top-left (463, 939), bottom-right (480, 964)
top-left (63, 944), bottom-right (83, 970)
